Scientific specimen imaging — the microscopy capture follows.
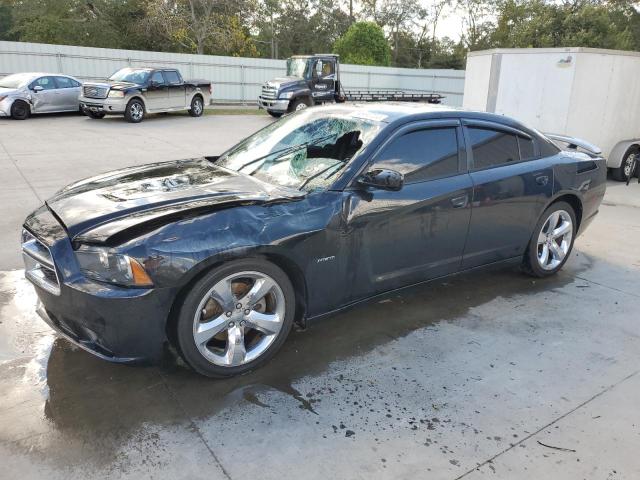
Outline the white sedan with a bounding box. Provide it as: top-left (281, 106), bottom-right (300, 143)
top-left (0, 72), bottom-right (83, 120)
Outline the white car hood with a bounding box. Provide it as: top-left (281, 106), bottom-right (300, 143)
top-left (0, 87), bottom-right (20, 97)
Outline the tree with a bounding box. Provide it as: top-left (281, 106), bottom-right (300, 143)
top-left (333, 21), bottom-right (391, 65)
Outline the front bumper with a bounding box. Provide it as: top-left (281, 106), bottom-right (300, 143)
top-left (0, 97), bottom-right (12, 117)
top-left (257, 97), bottom-right (289, 113)
top-left (79, 95), bottom-right (127, 115)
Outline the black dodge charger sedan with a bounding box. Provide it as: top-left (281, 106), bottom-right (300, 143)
top-left (22, 103), bottom-right (606, 377)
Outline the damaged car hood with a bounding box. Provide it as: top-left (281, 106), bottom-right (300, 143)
top-left (45, 158), bottom-right (304, 243)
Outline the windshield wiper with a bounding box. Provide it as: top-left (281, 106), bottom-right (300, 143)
top-left (234, 134), bottom-right (336, 173)
top-left (298, 163), bottom-right (344, 191)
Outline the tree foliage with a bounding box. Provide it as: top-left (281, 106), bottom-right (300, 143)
top-left (334, 21), bottom-right (391, 65)
top-left (0, 0), bottom-right (640, 70)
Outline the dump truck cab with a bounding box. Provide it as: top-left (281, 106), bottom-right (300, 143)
top-left (258, 54), bottom-right (341, 117)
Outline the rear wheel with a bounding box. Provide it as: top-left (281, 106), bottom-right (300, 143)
top-left (188, 95), bottom-right (204, 117)
top-left (611, 146), bottom-right (639, 182)
top-left (176, 258), bottom-right (295, 377)
top-left (522, 201), bottom-right (576, 277)
top-left (10, 100), bottom-right (30, 120)
top-left (124, 99), bottom-right (145, 123)
top-left (267, 110), bottom-right (283, 118)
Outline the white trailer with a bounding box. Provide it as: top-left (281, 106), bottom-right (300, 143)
top-left (463, 47), bottom-right (640, 181)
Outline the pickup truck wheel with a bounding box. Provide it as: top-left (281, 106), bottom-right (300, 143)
top-left (125, 99), bottom-right (145, 123)
top-left (86, 110), bottom-right (105, 119)
top-left (10, 100), bottom-right (30, 120)
top-left (267, 110), bottom-right (283, 118)
top-left (289, 97), bottom-right (311, 112)
top-left (611, 146), bottom-right (639, 181)
top-left (176, 258), bottom-right (295, 377)
top-left (189, 95), bottom-right (204, 117)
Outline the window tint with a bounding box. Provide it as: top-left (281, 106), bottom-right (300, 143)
top-left (468, 127), bottom-right (520, 169)
top-left (163, 70), bottom-right (181, 84)
top-left (372, 127), bottom-right (459, 183)
top-left (54, 76), bottom-right (77, 89)
top-left (518, 136), bottom-right (535, 160)
top-left (31, 76), bottom-right (56, 90)
top-left (150, 71), bottom-right (165, 85)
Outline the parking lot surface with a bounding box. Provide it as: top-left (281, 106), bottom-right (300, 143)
top-left (1, 113), bottom-right (640, 479)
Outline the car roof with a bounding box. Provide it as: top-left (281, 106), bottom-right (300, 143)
top-left (312, 102), bottom-right (534, 132)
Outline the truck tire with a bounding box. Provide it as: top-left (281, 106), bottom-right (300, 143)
top-left (289, 97), bottom-right (311, 112)
top-left (189, 95), bottom-right (204, 117)
top-left (267, 110), bottom-right (283, 118)
top-left (611, 146), bottom-right (639, 182)
top-left (124, 98), bottom-right (145, 123)
top-left (10, 100), bottom-right (30, 120)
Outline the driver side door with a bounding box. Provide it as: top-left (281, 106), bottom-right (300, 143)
top-left (310, 58), bottom-right (336, 102)
top-left (29, 76), bottom-right (59, 113)
top-left (342, 120), bottom-right (473, 299)
top-left (145, 71), bottom-right (170, 111)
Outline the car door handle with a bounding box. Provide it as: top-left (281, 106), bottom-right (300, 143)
top-left (450, 194), bottom-right (468, 208)
top-left (535, 175), bottom-right (549, 186)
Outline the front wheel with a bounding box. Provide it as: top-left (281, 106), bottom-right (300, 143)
top-left (289, 97), bottom-right (311, 112)
top-left (176, 258), bottom-right (295, 377)
top-left (10, 100), bottom-right (30, 120)
top-left (522, 201), bottom-right (576, 277)
top-left (124, 99), bottom-right (145, 123)
top-left (611, 146), bottom-right (639, 182)
top-left (189, 95), bottom-right (204, 117)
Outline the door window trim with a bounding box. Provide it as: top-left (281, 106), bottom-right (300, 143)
top-left (346, 119), bottom-right (466, 189)
top-left (462, 119), bottom-right (541, 172)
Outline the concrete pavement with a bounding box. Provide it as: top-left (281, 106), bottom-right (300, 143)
top-left (0, 112), bottom-right (639, 479)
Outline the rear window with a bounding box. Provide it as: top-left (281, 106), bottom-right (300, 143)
top-left (163, 71), bottom-right (181, 85)
top-left (468, 127), bottom-right (520, 169)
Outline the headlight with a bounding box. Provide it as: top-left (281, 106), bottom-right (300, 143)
top-left (278, 91), bottom-right (293, 99)
top-left (75, 246), bottom-right (153, 287)
top-left (108, 90), bottom-right (125, 98)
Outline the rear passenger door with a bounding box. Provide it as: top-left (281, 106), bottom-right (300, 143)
top-left (53, 76), bottom-right (81, 110)
top-left (163, 70), bottom-right (186, 108)
top-left (345, 120), bottom-right (473, 298)
top-left (461, 120), bottom-right (554, 269)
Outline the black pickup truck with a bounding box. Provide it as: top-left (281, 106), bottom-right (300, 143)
top-left (79, 67), bottom-right (212, 123)
top-left (258, 54), bottom-right (443, 117)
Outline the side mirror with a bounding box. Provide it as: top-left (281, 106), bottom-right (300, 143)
top-left (33, 85), bottom-right (43, 93)
top-left (358, 168), bottom-right (404, 191)
top-left (149, 80), bottom-right (159, 88)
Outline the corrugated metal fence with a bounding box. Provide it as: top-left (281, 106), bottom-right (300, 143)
top-left (0, 41), bottom-right (465, 106)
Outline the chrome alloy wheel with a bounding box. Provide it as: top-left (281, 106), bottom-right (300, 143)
top-left (192, 271), bottom-right (285, 367)
top-left (130, 102), bottom-right (144, 121)
top-left (537, 210), bottom-right (573, 271)
top-left (624, 153), bottom-right (637, 178)
top-left (295, 101), bottom-right (307, 111)
top-left (193, 98), bottom-right (203, 115)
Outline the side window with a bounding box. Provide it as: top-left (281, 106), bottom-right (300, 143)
top-left (31, 76), bottom-right (56, 90)
top-left (163, 70), bottom-right (181, 85)
top-left (518, 136), bottom-right (535, 160)
top-left (150, 71), bottom-right (165, 85)
top-left (315, 60), bottom-right (335, 78)
top-left (372, 127), bottom-right (459, 184)
top-left (54, 76), bottom-right (76, 89)
top-left (468, 127), bottom-right (520, 169)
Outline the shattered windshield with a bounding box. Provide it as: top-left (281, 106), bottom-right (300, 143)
top-left (217, 109), bottom-right (383, 191)
top-left (286, 58), bottom-right (309, 78)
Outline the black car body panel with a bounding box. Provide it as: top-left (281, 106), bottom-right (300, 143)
top-left (22, 103), bottom-right (607, 363)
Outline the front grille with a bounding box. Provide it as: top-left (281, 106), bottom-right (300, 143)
top-left (22, 229), bottom-right (60, 295)
top-left (83, 85), bottom-right (109, 99)
top-left (261, 84), bottom-right (277, 100)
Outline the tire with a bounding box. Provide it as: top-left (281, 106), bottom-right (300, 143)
top-left (10, 100), bottom-right (30, 120)
top-left (86, 110), bottom-right (105, 119)
top-left (267, 110), bottom-right (283, 118)
top-left (176, 258), bottom-right (296, 377)
top-left (522, 201), bottom-right (576, 278)
top-left (124, 98), bottom-right (145, 123)
top-left (188, 95), bottom-right (204, 117)
top-left (611, 146), bottom-right (639, 182)
top-left (289, 97), bottom-right (311, 112)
